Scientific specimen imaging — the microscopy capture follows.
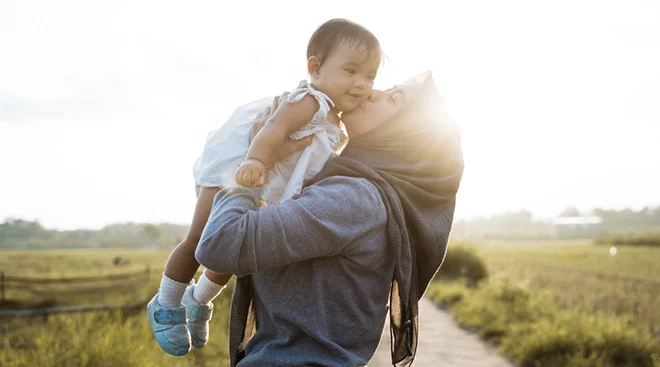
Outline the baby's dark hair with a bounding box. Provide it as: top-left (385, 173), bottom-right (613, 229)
top-left (307, 18), bottom-right (381, 63)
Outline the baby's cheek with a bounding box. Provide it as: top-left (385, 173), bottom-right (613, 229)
top-left (364, 86), bottom-right (374, 100)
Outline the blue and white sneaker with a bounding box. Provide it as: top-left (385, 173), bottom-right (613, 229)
top-left (182, 283), bottom-right (214, 349)
top-left (147, 294), bottom-right (191, 356)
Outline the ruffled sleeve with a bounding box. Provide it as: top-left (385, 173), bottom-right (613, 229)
top-left (286, 80), bottom-right (334, 116)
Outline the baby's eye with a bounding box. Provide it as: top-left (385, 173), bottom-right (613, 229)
top-left (367, 75), bottom-right (376, 81)
top-left (345, 68), bottom-right (356, 75)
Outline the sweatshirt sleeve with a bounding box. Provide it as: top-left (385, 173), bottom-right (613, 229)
top-left (195, 177), bottom-right (385, 276)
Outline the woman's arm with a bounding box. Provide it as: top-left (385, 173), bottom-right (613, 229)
top-left (194, 177), bottom-right (386, 276)
top-left (235, 94), bottom-right (319, 186)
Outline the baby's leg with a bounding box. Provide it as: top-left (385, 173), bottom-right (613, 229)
top-left (164, 186), bottom-right (220, 282)
top-left (203, 269), bottom-right (233, 285)
top-left (159, 186), bottom-right (230, 307)
top-left (149, 186), bottom-right (237, 354)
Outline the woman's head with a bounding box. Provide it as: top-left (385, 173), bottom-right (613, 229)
top-left (306, 19), bottom-right (382, 113)
top-left (339, 71), bottom-right (460, 175)
top-left (341, 72), bottom-right (430, 138)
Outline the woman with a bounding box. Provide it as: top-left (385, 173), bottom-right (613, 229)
top-left (195, 71), bottom-right (464, 367)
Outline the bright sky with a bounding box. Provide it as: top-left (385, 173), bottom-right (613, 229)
top-left (1, 0), bottom-right (659, 230)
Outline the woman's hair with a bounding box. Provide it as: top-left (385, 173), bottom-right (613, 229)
top-left (306, 18), bottom-right (381, 63)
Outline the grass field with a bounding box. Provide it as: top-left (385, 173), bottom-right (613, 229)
top-left (2, 243), bottom-right (659, 366)
top-left (0, 249), bottom-right (232, 367)
top-left (473, 242), bottom-right (660, 334)
top-left (427, 241), bottom-right (660, 367)
top-left (0, 249), bottom-right (172, 307)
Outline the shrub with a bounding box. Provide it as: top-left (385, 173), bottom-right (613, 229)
top-left (425, 282), bottom-right (470, 308)
top-left (502, 312), bottom-right (659, 367)
top-left (435, 245), bottom-right (488, 286)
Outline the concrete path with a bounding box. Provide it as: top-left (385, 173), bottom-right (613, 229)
top-left (368, 297), bottom-right (515, 367)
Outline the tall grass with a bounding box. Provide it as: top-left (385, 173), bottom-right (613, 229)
top-left (1, 307), bottom-right (230, 367)
top-left (472, 243), bottom-right (660, 333)
top-left (428, 279), bottom-right (660, 367)
top-left (0, 249), bottom-right (232, 366)
top-left (428, 281), bottom-right (660, 367)
top-left (428, 243), bottom-right (660, 366)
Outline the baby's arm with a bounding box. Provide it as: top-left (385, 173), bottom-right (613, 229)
top-left (235, 94), bottom-right (319, 187)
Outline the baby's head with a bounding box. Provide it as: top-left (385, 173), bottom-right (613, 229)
top-left (307, 19), bottom-right (381, 113)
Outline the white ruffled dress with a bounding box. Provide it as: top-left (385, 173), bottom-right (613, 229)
top-left (192, 80), bottom-right (348, 204)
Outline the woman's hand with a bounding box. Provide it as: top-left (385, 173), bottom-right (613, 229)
top-left (249, 92), bottom-right (288, 144)
top-left (249, 92), bottom-right (313, 169)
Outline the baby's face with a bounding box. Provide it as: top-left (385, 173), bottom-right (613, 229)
top-left (341, 84), bottom-right (412, 138)
top-left (312, 40), bottom-right (380, 113)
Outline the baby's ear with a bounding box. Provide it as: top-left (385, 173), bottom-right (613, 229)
top-left (307, 56), bottom-right (322, 77)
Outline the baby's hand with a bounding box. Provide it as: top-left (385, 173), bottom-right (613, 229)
top-left (235, 159), bottom-right (266, 187)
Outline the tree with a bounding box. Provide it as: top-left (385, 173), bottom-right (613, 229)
top-left (143, 224), bottom-right (162, 243)
top-left (559, 206), bottom-right (581, 217)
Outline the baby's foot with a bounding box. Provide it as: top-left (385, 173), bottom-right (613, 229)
top-left (182, 283), bottom-right (214, 348)
top-left (147, 294), bottom-right (191, 356)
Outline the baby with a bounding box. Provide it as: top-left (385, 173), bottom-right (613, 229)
top-left (147, 18), bottom-right (382, 356)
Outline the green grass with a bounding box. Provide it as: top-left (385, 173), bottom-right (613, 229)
top-left (1, 309), bottom-right (230, 367)
top-left (0, 249), bottom-right (173, 307)
top-left (427, 280), bottom-right (660, 367)
top-left (596, 235), bottom-right (660, 248)
top-left (474, 242), bottom-right (659, 280)
top-left (0, 249), bottom-right (232, 366)
top-left (4, 243), bottom-right (660, 366)
top-left (470, 242), bottom-right (660, 333)
top-left (0, 248), bottom-right (171, 277)
top-left (427, 241), bottom-right (660, 366)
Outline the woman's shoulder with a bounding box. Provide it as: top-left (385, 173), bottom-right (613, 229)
top-left (309, 175), bottom-right (382, 204)
top-left (303, 175), bottom-right (387, 226)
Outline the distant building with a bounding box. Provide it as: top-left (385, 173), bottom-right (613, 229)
top-left (551, 216), bottom-right (603, 238)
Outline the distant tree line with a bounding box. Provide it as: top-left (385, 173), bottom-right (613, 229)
top-left (2, 205), bottom-right (659, 248)
top-left (0, 219), bottom-right (188, 249)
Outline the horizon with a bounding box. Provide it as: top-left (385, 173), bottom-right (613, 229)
top-left (1, 0), bottom-right (659, 230)
top-left (4, 204), bottom-right (657, 232)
